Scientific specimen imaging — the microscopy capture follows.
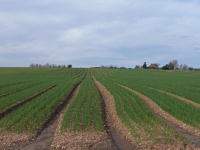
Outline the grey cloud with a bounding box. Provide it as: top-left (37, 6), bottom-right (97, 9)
top-left (0, 0), bottom-right (200, 67)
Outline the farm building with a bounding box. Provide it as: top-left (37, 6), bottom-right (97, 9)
top-left (149, 63), bottom-right (159, 69)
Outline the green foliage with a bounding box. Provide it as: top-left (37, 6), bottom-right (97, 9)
top-left (92, 68), bottom-right (199, 143)
top-left (0, 68), bottom-right (86, 133)
top-left (61, 71), bottom-right (104, 133)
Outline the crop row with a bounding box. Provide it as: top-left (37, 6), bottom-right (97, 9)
top-left (0, 70), bottom-right (86, 133)
top-left (61, 71), bottom-right (104, 133)
top-left (93, 69), bottom-right (200, 129)
top-left (92, 71), bottom-right (184, 143)
top-left (96, 69), bottom-right (200, 104)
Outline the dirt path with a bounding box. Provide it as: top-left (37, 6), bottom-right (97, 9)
top-left (20, 83), bottom-right (82, 150)
top-left (93, 77), bottom-right (136, 150)
top-left (120, 84), bottom-right (200, 148)
top-left (0, 82), bottom-right (82, 150)
top-left (148, 86), bottom-right (200, 109)
top-left (51, 79), bottom-right (118, 150)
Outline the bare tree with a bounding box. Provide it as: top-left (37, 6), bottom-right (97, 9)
top-left (29, 63), bottom-right (35, 68)
top-left (168, 62), bottom-right (174, 70)
top-left (169, 60), bottom-right (179, 70)
top-left (179, 64), bottom-right (183, 70)
top-left (182, 64), bottom-right (188, 70)
top-left (179, 63), bottom-right (188, 71)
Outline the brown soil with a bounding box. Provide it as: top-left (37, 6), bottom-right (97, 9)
top-left (0, 132), bottom-right (33, 150)
top-left (92, 78), bottom-right (200, 149)
top-left (51, 130), bottom-right (114, 150)
top-left (148, 87), bottom-right (200, 109)
top-left (120, 85), bottom-right (200, 149)
top-left (92, 77), bottom-right (136, 149)
top-left (21, 116), bottom-right (59, 150)
top-left (34, 82), bottom-right (80, 137)
top-left (0, 82), bottom-right (82, 150)
top-left (51, 81), bottom-right (116, 150)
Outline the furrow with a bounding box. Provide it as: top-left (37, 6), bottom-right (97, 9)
top-left (0, 85), bottom-right (57, 120)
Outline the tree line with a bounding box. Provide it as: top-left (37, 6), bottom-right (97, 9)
top-left (161, 60), bottom-right (188, 70)
top-left (135, 60), bottom-right (190, 71)
top-left (29, 63), bottom-right (72, 68)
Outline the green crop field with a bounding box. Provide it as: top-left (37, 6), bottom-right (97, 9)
top-left (0, 68), bottom-right (200, 149)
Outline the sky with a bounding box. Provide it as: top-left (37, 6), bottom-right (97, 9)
top-left (0, 0), bottom-right (200, 68)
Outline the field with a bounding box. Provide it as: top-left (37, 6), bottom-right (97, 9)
top-left (0, 68), bottom-right (200, 150)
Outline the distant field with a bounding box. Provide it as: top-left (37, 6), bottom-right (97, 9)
top-left (0, 68), bottom-right (200, 149)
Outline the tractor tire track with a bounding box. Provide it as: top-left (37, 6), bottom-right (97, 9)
top-left (93, 76), bottom-right (136, 150)
top-left (20, 83), bottom-right (81, 150)
top-left (19, 76), bottom-right (87, 150)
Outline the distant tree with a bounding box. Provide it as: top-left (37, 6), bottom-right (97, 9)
top-left (52, 64), bottom-right (57, 68)
top-left (29, 63), bottom-right (35, 68)
top-left (135, 65), bottom-right (140, 69)
top-left (45, 63), bottom-right (49, 68)
top-left (109, 65), bottom-right (114, 68)
top-left (169, 60), bottom-right (179, 70)
top-left (168, 62), bottom-right (174, 70)
top-left (67, 64), bottom-right (72, 68)
top-left (188, 67), bottom-right (194, 71)
top-left (162, 64), bottom-right (169, 70)
top-left (143, 62), bottom-right (147, 69)
top-left (179, 63), bottom-right (188, 71)
top-left (62, 65), bottom-right (66, 68)
top-left (179, 64), bottom-right (183, 70)
top-left (182, 64), bottom-right (188, 71)
top-left (100, 65), bottom-right (105, 68)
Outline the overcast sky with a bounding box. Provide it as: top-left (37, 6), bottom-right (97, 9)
top-left (0, 0), bottom-right (200, 68)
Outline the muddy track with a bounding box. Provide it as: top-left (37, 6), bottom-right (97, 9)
top-left (92, 76), bottom-right (136, 150)
top-left (93, 78), bottom-right (118, 150)
top-left (120, 84), bottom-right (200, 147)
top-left (34, 82), bottom-right (82, 137)
top-left (50, 84), bottom-right (81, 149)
top-left (0, 85), bottom-right (57, 120)
top-left (148, 86), bottom-right (200, 109)
top-left (20, 76), bottom-right (87, 150)
top-left (19, 82), bottom-right (81, 150)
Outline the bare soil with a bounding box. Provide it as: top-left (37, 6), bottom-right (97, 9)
top-left (0, 132), bottom-right (33, 150)
top-left (120, 84), bottom-right (200, 149)
top-left (0, 82), bottom-right (81, 150)
top-left (51, 81), bottom-right (117, 150)
top-left (93, 77), bottom-right (136, 149)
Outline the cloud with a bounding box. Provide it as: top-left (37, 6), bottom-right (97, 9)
top-left (0, 0), bottom-right (200, 67)
top-left (193, 46), bottom-right (200, 51)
